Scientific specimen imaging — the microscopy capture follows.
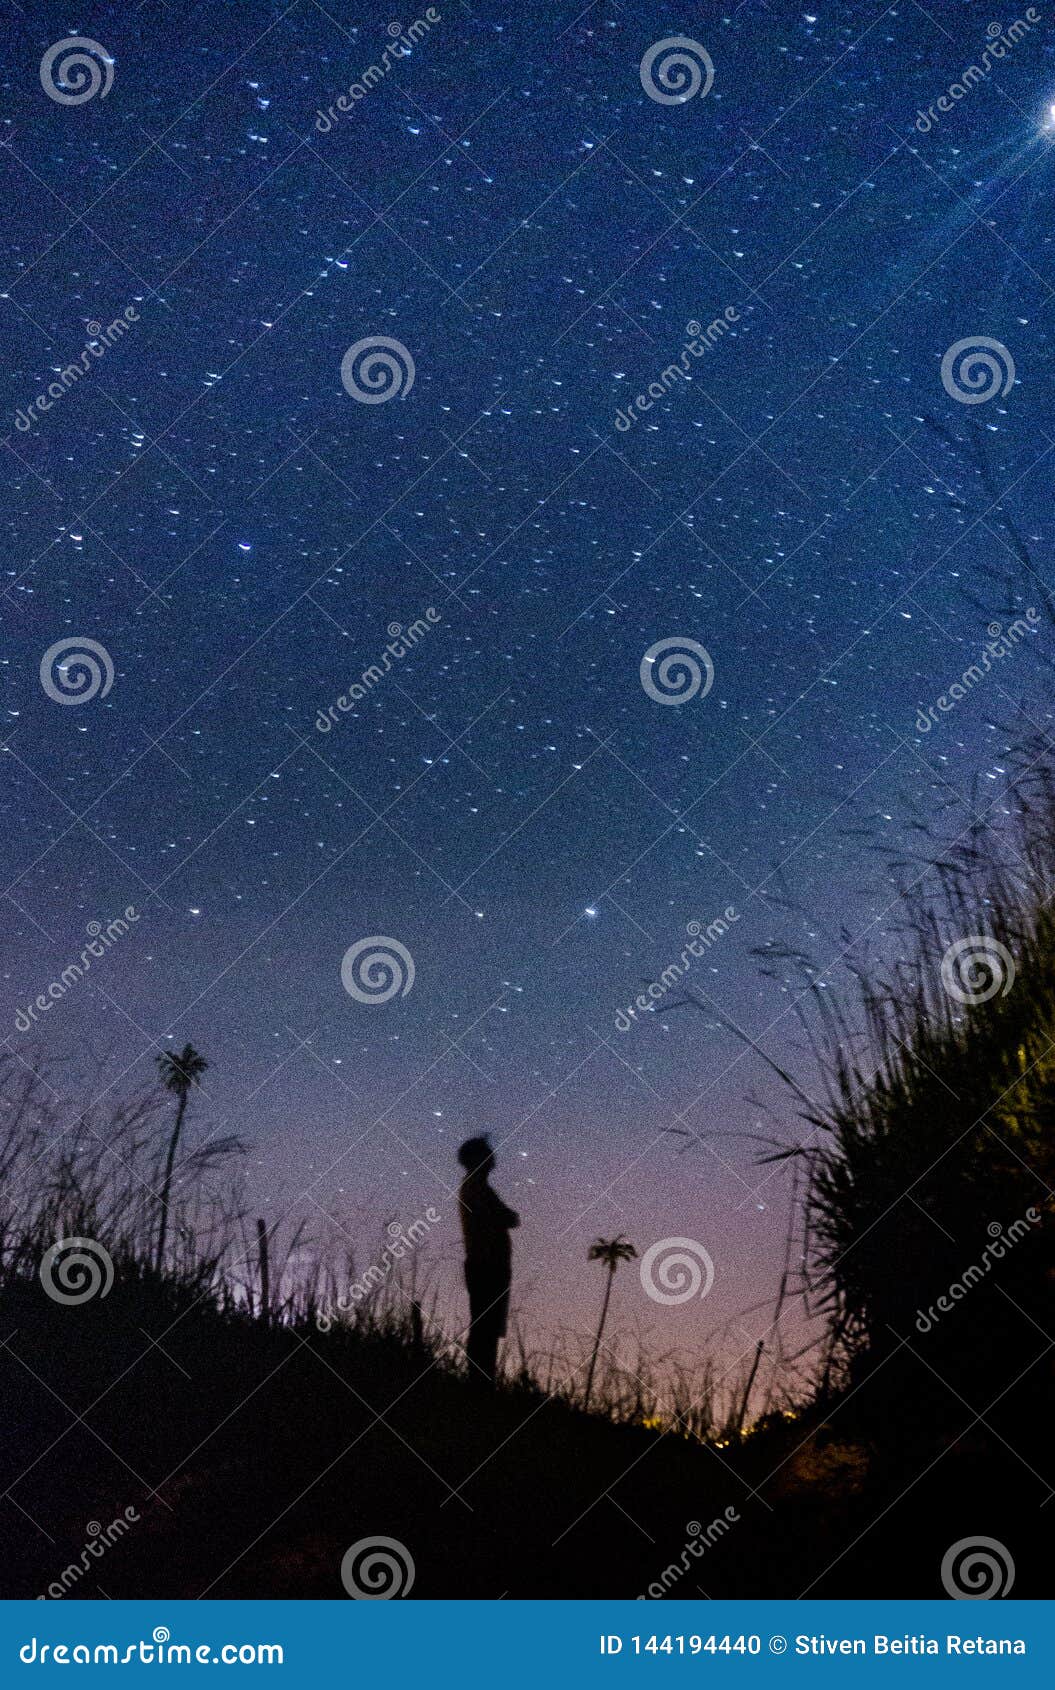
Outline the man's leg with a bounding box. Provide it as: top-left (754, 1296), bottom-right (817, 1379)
top-left (479, 1283), bottom-right (510, 1384)
top-left (465, 1272), bottom-right (491, 1382)
top-left (466, 1278), bottom-right (503, 1384)
top-left (466, 1295), bottom-right (488, 1379)
top-left (477, 1305), bottom-right (500, 1383)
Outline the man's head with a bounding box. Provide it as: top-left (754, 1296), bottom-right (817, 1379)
top-left (457, 1134), bottom-right (494, 1176)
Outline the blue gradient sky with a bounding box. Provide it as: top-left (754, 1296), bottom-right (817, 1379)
top-left (2, 0), bottom-right (1053, 1392)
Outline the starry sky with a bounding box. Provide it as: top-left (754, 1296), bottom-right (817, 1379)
top-left (1, 0), bottom-right (1053, 1391)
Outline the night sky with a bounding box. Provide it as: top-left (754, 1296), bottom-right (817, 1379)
top-left (2, 0), bottom-right (1052, 1389)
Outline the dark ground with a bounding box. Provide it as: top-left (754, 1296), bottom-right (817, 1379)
top-left (0, 1278), bottom-right (1049, 1600)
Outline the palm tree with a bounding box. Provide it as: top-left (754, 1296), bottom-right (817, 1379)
top-left (154, 1044), bottom-right (208, 1273)
top-left (584, 1235), bottom-right (637, 1412)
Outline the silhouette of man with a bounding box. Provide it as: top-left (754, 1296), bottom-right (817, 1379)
top-left (457, 1135), bottom-right (519, 1385)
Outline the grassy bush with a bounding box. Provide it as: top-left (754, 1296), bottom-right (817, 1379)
top-left (777, 751), bottom-right (1055, 1450)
